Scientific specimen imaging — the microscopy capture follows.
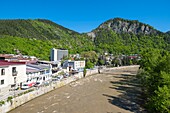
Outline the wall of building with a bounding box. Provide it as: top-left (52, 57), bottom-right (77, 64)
top-left (57, 50), bottom-right (68, 61)
top-left (74, 61), bottom-right (85, 70)
top-left (50, 48), bottom-right (68, 61)
top-left (0, 67), bottom-right (9, 88)
top-left (14, 65), bottom-right (27, 85)
top-left (0, 65), bottom-right (27, 89)
top-left (50, 48), bottom-right (57, 61)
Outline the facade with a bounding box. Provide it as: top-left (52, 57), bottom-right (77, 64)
top-left (26, 64), bottom-right (52, 85)
top-left (63, 60), bottom-right (85, 72)
top-left (37, 60), bottom-right (61, 74)
top-left (50, 48), bottom-right (68, 61)
top-left (0, 54), bottom-right (38, 62)
top-left (0, 61), bottom-right (27, 93)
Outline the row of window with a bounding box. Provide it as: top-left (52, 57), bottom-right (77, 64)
top-left (0, 67), bottom-right (17, 75)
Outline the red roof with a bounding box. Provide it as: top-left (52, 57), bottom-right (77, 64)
top-left (0, 60), bottom-right (26, 66)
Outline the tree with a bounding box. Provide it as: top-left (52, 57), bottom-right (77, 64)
top-left (85, 60), bottom-right (94, 69)
top-left (98, 59), bottom-right (105, 65)
top-left (137, 49), bottom-right (170, 113)
top-left (81, 51), bottom-right (98, 68)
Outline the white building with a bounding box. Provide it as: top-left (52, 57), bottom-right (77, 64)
top-left (26, 64), bottom-right (52, 84)
top-left (63, 60), bottom-right (85, 72)
top-left (37, 60), bottom-right (61, 74)
top-left (0, 61), bottom-right (27, 93)
top-left (50, 48), bottom-right (68, 61)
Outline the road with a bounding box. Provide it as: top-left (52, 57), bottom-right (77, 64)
top-left (9, 66), bottom-right (145, 113)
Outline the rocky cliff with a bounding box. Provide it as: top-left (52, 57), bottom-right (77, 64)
top-left (88, 18), bottom-right (162, 38)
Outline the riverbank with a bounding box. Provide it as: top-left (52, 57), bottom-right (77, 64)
top-left (1, 65), bottom-right (140, 113)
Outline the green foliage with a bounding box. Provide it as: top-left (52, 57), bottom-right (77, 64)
top-left (98, 59), bottom-right (105, 65)
top-left (7, 96), bottom-right (13, 102)
top-left (137, 49), bottom-right (170, 112)
top-left (0, 19), bottom-right (95, 60)
top-left (0, 34), bottom-right (94, 60)
top-left (112, 57), bottom-right (122, 67)
top-left (0, 19), bottom-right (169, 62)
top-left (83, 68), bottom-right (87, 77)
top-left (81, 51), bottom-right (98, 68)
top-left (0, 100), bottom-right (5, 106)
top-left (93, 29), bottom-right (168, 55)
top-left (85, 60), bottom-right (94, 69)
top-left (81, 51), bottom-right (98, 63)
top-left (148, 86), bottom-right (170, 113)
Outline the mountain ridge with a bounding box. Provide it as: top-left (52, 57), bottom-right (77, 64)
top-left (87, 18), bottom-right (163, 38)
top-left (0, 18), bottom-right (169, 60)
top-left (0, 19), bottom-right (79, 40)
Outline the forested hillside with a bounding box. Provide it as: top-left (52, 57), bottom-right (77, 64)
top-left (0, 19), bottom-right (79, 40)
top-left (0, 18), bottom-right (170, 60)
top-left (88, 18), bottom-right (170, 54)
top-left (0, 19), bottom-right (95, 60)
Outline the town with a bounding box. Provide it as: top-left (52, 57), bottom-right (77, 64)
top-left (0, 47), bottom-right (140, 107)
top-left (0, 48), bottom-right (86, 100)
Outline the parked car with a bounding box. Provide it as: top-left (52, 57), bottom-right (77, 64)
top-left (57, 75), bottom-right (64, 80)
top-left (64, 73), bottom-right (70, 78)
top-left (52, 75), bottom-right (64, 81)
top-left (21, 82), bottom-right (35, 90)
top-left (34, 81), bottom-right (43, 87)
top-left (21, 84), bottom-right (31, 90)
top-left (52, 77), bottom-right (60, 81)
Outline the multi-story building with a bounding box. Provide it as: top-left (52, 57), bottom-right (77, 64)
top-left (26, 63), bottom-right (52, 84)
top-left (0, 61), bottom-right (27, 94)
top-left (50, 48), bottom-right (68, 61)
top-left (37, 60), bottom-right (61, 74)
top-left (63, 60), bottom-right (85, 72)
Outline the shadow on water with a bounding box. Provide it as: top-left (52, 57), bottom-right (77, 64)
top-left (103, 73), bottom-right (147, 113)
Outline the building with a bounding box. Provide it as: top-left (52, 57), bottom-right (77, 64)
top-left (63, 60), bottom-right (85, 72)
top-left (0, 54), bottom-right (38, 63)
top-left (26, 63), bottom-right (52, 84)
top-left (50, 48), bottom-right (68, 61)
top-left (0, 61), bottom-right (27, 94)
top-left (37, 60), bottom-right (61, 74)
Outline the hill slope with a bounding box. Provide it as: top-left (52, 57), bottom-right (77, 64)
top-left (166, 31), bottom-right (170, 35)
top-left (0, 18), bottom-right (169, 60)
top-left (87, 18), bottom-right (169, 54)
top-left (0, 19), bottom-right (95, 60)
top-left (87, 18), bottom-right (162, 38)
top-left (0, 19), bottom-right (79, 40)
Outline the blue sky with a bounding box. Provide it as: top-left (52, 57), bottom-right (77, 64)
top-left (0, 0), bottom-right (169, 33)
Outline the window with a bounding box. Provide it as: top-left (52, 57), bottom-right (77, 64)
top-left (46, 70), bottom-right (50, 73)
top-left (12, 67), bottom-right (16, 73)
top-left (12, 67), bottom-right (17, 76)
top-left (1, 69), bottom-right (5, 75)
top-left (1, 80), bottom-right (4, 85)
top-left (40, 71), bottom-right (45, 75)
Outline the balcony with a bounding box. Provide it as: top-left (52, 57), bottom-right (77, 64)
top-left (12, 71), bottom-right (18, 76)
